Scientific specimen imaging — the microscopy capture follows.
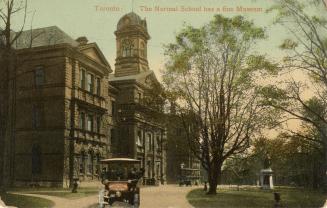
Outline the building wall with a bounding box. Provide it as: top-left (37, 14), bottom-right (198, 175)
top-left (64, 52), bottom-right (112, 184)
top-left (11, 45), bottom-right (115, 187)
top-left (166, 114), bottom-right (201, 184)
top-left (14, 47), bottom-right (67, 187)
top-left (110, 80), bottom-right (167, 184)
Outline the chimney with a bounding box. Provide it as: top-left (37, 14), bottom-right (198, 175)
top-left (76, 36), bottom-right (88, 45)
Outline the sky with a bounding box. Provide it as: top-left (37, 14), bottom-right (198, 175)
top-left (8, 0), bottom-right (326, 80)
top-left (7, 0), bottom-right (326, 137)
top-left (9, 0), bottom-right (295, 80)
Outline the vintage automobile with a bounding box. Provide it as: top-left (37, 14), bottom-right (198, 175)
top-left (178, 167), bottom-right (201, 186)
top-left (99, 158), bottom-right (143, 208)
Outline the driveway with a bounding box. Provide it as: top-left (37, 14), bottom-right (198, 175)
top-left (140, 185), bottom-right (194, 208)
top-left (11, 185), bottom-right (196, 208)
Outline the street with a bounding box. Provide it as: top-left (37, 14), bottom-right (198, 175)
top-left (12, 185), bottom-right (195, 208)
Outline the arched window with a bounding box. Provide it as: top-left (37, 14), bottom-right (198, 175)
top-left (122, 39), bottom-right (133, 57)
top-left (140, 42), bottom-right (145, 57)
top-left (32, 145), bottom-right (42, 174)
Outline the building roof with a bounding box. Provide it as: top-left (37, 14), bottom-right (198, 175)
top-left (117, 12), bottom-right (147, 31)
top-left (12, 26), bottom-right (79, 49)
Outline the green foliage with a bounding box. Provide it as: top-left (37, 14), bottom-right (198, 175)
top-left (187, 187), bottom-right (326, 208)
top-left (259, 85), bottom-right (289, 107)
top-left (302, 97), bottom-right (327, 124)
top-left (246, 55), bottom-right (279, 74)
top-left (279, 39), bottom-right (298, 50)
top-left (163, 14), bottom-right (278, 194)
top-left (1, 192), bottom-right (54, 208)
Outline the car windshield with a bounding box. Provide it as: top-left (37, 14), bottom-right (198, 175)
top-left (101, 163), bottom-right (141, 181)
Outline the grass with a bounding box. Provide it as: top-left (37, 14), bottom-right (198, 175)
top-left (1, 192), bottom-right (54, 208)
top-left (14, 187), bottom-right (100, 199)
top-left (187, 187), bottom-right (326, 208)
top-left (26, 188), bottom-right (99, 199)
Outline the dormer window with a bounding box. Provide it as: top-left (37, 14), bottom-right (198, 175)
top-left (122, 39), bottom-right (133, 57)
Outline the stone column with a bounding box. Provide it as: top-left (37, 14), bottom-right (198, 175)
top-left (269, 175), bottom-right (274, 189)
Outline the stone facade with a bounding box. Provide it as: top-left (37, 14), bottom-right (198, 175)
top-left (0, 26), bottom-right (114, 187)
top-left (0, 13), bottom-right (168, 187)
top-left (166, 114), bottom-right (201, 184)
top-left (109, 12), bottom-right (167, 185)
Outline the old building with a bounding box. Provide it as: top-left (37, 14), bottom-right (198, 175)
top-left (166, 112), bottom-right (201, 184)
top-left (109, 12), bottom-right (167, 185)
top-left (1, 26), bottom-right (113, 187)
top-left (0, 12), bottom-right (167, 187)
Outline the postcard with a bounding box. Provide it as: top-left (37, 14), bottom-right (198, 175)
top-left (0, 0), bottom-right (326, 207)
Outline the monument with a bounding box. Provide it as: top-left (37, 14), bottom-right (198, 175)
top-left (259, 155), bottom-right (274, 189)
top-left (260, 168), bottom-right (274, 189)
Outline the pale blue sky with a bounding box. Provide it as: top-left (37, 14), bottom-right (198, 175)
top-left (9, 0), bottom-right (314, 78)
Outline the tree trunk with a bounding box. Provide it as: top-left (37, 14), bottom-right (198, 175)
top-left (323, 145), bottom-right (327, 192)
top-left (207, 163), bottom-right (222, 195)
top-left (321, 128), bottom-right (327, 192)
top-left (207, 171), bottom-right (218, 194)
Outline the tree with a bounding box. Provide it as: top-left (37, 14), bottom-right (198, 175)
top-left (163, 15), bottom-right (276, 194)
top-left (0, 0), bottom-right (28, 188)
top-left (261, 0), bottom-right (327, 190)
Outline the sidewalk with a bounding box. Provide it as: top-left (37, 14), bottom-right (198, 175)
top-left (322, 200), bottom-right (327, 208)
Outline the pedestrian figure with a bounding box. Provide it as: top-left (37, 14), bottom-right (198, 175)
top-left (71, 178), bottom-right (79, 193)
top-left (274, 192), bottom-right (283, 208)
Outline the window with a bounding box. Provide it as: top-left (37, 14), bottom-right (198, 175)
top-left (137, 130), bottom-right (142, 146)
top-left (87, 152), bottom-right (93, 174)
top-left (96, 115), bottom-right (101, 133)
top-left (111, 101), bottom-right (115, 116)
top-left (80, 69), bottom-right (85, 89)
top-left (79, 112), bottom-right (85, 130)
top-left (140, 42), bottom-right (145, 57)
top-left (156, 136), bottom-right (160, 150)
top-left (87, 73), bottom-right (94, 93)
top-left (95, 154), bottom-right (101, 175)
top-left (32, 145), bottom-right (42, 174)
top-left (110, 128), bottom-right (115, 145)
top-left (122, 39), bottom-right (133, 57)
top-left (176, 128), bottom-right (182, 136)
top-left (87, 114), bottom-right (93, 132)
top-left (35, 67), bottom-right (45, 87)
top-left (32, 104), bottom-right (43, 129)
top-left (96, 77), bottom-right (101, 95)
top-left (80, 152), bottom-right (85, 174)
top-left (148, 133), bottom-right (153, 151)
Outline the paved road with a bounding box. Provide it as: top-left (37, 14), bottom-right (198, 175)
top-left (140, 185), bottom-right (194, 208)
top-left (11, 185), bottom-right (195, 208)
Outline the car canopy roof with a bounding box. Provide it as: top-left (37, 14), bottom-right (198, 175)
top-left (100, 157), bottom-right (141, 164)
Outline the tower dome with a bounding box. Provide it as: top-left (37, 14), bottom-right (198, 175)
top-left (114, 12), bottom-right (150, 77)
top-left (117, 12), bottom-right (147, 31)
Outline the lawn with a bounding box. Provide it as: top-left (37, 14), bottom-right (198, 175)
top-left (187, 187), bottom-right (326, 208)
top-left (1, 192), bottom-right (54, 208)
top-left (12, 187), bottom-right (100, 199)
top-left (25, 188), bottom-right (99, 199)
